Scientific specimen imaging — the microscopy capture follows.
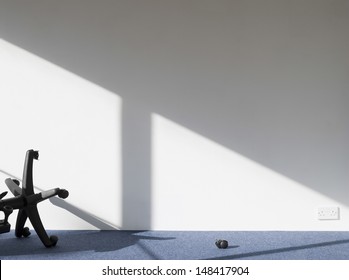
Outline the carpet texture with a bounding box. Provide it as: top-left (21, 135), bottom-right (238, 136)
top-left (1, 230), bottom-right (349, 260)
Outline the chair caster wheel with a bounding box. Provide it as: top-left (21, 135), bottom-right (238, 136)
top-left (49, 235), bottom-right (58, 247)
top-left (215, 239), bottom-right (228, 249)
top-left (16, 227), bottom-right (31, 238)
top-left (22, 227), bottom-right (31, 237)
top-left (33, 150), bottom-right (39, 160)
top-left (58, 189), bottom-right (69, 199)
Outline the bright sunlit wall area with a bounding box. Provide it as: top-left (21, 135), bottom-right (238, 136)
top-left (0, 0), bottom-right (349, 231)
top-left (151, 114), bottom-right (349, 231)
top-left (0, 39), bottom-right (122, 230)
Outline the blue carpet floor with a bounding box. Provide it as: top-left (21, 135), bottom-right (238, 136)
top-left (1, 230), bottom-right (349, 260)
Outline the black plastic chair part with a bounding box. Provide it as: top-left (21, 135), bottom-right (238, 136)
top-left (0, 149), bottom-right (69, 247)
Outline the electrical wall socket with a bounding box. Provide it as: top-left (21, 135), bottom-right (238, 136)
top-left (317, 207), bottom-right (340, 220)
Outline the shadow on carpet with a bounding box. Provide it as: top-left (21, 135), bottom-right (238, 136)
top-left (1, 230), bottom-right (349, 260)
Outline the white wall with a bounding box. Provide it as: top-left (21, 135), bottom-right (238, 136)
top-left (151, 114), bottom-right (349, 230)
top-left (0, 39), bottom-right (122, 230)
top-left (0, 0), bottom-right (348, 230)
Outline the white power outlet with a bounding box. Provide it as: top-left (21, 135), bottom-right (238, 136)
top-left (317, 207), bottom-right (340, 220)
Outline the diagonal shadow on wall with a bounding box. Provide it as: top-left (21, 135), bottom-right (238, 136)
top-left (0, 0), bottom-right (348, 229)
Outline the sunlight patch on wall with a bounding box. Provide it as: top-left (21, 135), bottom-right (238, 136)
top-left (151, 114), bottom-right (348, 230)
top-left (0, 39), bottom-right (122, 229)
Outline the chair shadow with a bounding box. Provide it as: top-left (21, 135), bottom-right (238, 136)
top-left (1, 168), bottom-right (120, 230)
top-left (0, 230), bottom-right (175, 258)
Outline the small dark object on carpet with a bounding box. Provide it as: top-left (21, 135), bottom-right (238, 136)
top-left (215, 239), bottom-right (228, 249)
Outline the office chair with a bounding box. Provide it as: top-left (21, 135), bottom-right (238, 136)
top-left (0, 149), bottom-right (69, 247)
